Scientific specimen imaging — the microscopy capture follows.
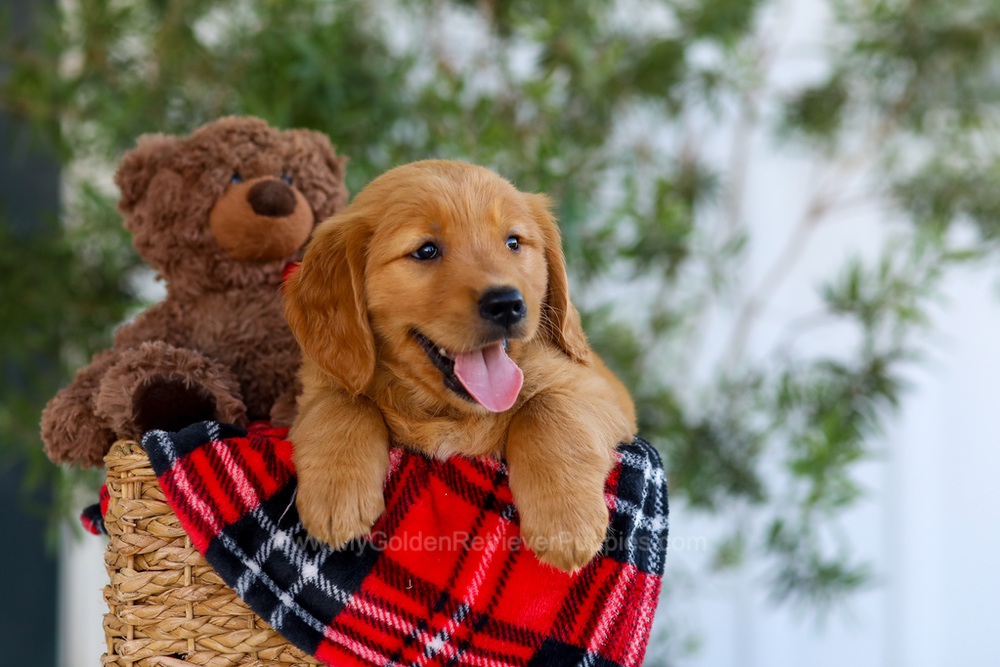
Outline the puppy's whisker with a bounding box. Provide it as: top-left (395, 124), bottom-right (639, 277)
top-left (539, 308), bottom-right (565, 331)
top-left (542, 302), bottom-right (573, 319)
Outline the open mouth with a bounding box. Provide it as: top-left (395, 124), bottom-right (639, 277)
top-left (413, 331), bottom-right (524, 413)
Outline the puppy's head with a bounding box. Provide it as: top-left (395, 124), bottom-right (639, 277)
top-left (284, 160), bottom-right (588, 412)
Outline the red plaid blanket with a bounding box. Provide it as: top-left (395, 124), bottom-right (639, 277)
top-left (139, 420), bottom-right (668, 666)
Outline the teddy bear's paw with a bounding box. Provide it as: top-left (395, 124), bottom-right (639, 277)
top-left (295, 475), bottom-right (386, 551)
top-left (519, 493), bottom-right (609, 573)
top-left (133, 376), bottom-right (218, 434)
top-left (269, 390), bottom-right (299, 427)
top-left (41, 386), bottom-right (118, 468)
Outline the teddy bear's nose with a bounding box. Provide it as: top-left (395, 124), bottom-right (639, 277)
top-left (247, 179), bottom-right (298, 218)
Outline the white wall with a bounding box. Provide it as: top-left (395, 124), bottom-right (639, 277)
top-left (660, 267), bottom-right (1000, 667)
top-left (59, 528), bottom-right (108, 665)
top-left (647, 1), bottom-right (1000, 664)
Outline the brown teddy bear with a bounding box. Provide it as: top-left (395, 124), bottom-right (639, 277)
top-left (41, 116), bottom-right (348, 467)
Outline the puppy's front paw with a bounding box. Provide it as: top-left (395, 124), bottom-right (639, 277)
top-left (296, 476), bottom-right (385, 550)
top-left (519, 494), bottom-right (609, 573)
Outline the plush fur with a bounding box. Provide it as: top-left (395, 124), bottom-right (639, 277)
top-left (41, 116), bottom-right (348, 467)
top-left (284, 160), bottom-right (636, 572)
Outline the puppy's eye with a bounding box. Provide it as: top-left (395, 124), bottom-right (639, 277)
top-left (411, 242), bottom-right (440, 261)
top-left (281, 172), bottom-right (293, 185)
top-left (231, 171), bottom-right (243, 184)
top-left (506, 235), bottom-right (520, 251)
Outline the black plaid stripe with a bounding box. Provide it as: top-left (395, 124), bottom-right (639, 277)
top-left (200, 434), bottom-right (253, 517)
top-left (284, 447), bottom-right (533, 664)
top-left (432, 456), bottom-right (516, 517)
top-left (151, 433), bottom-right (224, 542)
top-left (387, 461), bottom-right (512, 663)
top-left (325, 439), bottom-right (666, 664)
top-left (370, 550), bottom-right (541, 665)
top-left (547, 558), bottom-right (607, 644)
top-left (527, 639), bottom-right (624, 667)
top-left (375, 451), bottom-right (433, 542)
top-left (146, 423), bottom-right (667, 666)
top-left (603, 439), bottom-right (669, 576)
top-left (80, 502), bottom-right (106, 535)
top-left (143, 420), bottom-right (246, 474)
top-left (224, 432), bottom-right (271, 501)
top-left (205, 480), bottom-right (381, 655)
top-left (573, 566), bottom-right (626, 651)
top-left (443, 548), bottom-right (518, 666)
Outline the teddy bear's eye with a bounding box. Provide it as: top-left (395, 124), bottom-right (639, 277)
top-left (281, 172), bottom-right (293, 185)
top-left (231, 171), bottom-right (243, 184)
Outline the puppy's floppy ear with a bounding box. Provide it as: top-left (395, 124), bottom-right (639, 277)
top-left (527, 193), bottom-right (590, 363)
top-left (284, 213), bottom-right (376, 394)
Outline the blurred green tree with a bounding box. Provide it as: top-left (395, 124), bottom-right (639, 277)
top-left (3, 0), bottom-right (999, 660)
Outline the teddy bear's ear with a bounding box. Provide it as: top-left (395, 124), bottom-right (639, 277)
top-left (284, 129), bottom-right (349, 220)
top-left (295, 128), bottom-right (348, 177)
top-left (115, 134), bottom-right (177, 213)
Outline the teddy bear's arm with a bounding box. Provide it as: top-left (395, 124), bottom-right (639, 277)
top-left (269, 375), bottom-right (302, 426)
top-left (40, 349), bottom-right (122, 468)
top-left (112, 301), bottom-right (182, 349)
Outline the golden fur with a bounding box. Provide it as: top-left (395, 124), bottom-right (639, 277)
top-left (284, 160), bottom-right (636, 572)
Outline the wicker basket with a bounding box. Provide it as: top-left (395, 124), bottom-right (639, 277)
top-left (102, 440), bottom-right (322, 666)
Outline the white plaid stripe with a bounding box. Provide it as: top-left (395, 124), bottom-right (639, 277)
top-left (145, 429), bottom-right (666, 666)
top-left (156, 432), bottom-right (223, 536)
top-left (621, 571), bottom-right (658, 667)
top-left (146, 429), bottom-right (177, 465)
top-left (146, 421), bottom-right (222, 469)
top-left (235, 510), bottom-right (350, 604)
top-left (323, 626), bottom-right (404, 667)
top-left (210, 439), bottom-right (259, 509)
top-left (408, 509), bottom-right (514, 667)
top-left (583, 565), bottom-right (632, 664)
top-left (223, 527), bottom-right (347, 617)
top-left (344, 594), bottom-right (426, 643)
top-left (416, 603), bottom-right (469, 662)
top-left (613, 445), bottom-right (668, 573)
top-left (220, 505), bottom-right (403, 666)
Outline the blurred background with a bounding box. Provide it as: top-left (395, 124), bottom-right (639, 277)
top-left (2, 0), bottom-right (999, 665)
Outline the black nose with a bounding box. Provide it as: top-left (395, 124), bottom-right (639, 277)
top-left (479, 287), bottom-right (527, 330)
top-left (247, 179), bottom-right (298, 217)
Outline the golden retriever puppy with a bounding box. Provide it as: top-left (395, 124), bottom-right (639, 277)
top-left (284, 160), bottom-right (636, 572)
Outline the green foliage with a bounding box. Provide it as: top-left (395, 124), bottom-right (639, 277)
top-left (781, 75), bottom-right (849, 143)
top-left (2, 0), bottom-right (999, 643)
top-left (895, 155), bottom-right (1000, 241)
top-left (0, 210), bottom-right (129, 527)
top-left (677, 0), bottom-right (763, 45)
top-left (765, 514), bottom-right (872, 609)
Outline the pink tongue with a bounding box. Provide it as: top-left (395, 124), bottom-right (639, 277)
top-left (453, 342), bottom-right (524, 412)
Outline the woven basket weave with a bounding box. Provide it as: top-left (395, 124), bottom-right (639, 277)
top-left (102, 440), bottom-right (322, 666)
